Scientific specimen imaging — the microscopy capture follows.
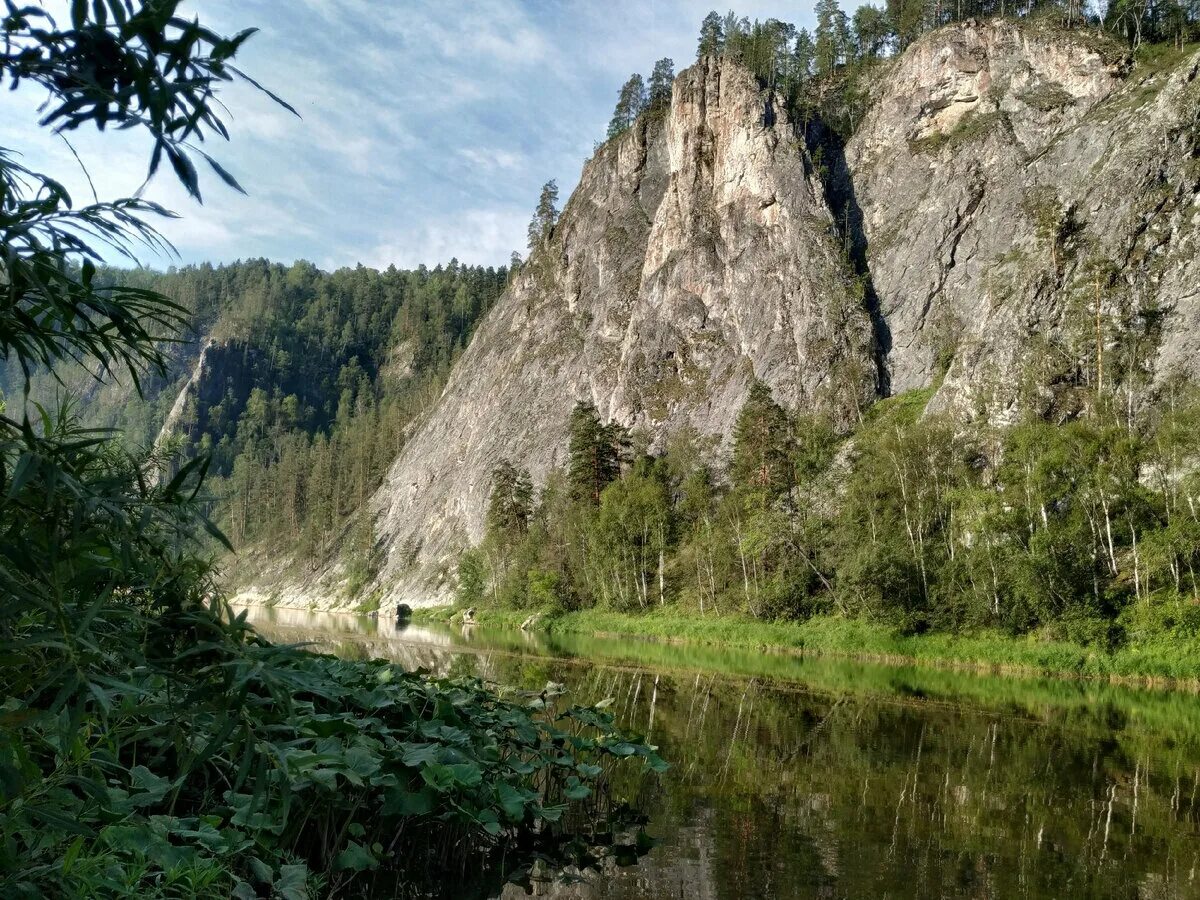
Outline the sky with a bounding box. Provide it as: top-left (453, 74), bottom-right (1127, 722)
top-left (2, 1), bottom-right (827, 272)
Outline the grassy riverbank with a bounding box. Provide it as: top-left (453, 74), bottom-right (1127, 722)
top-left (412, 607), bottom-right (1200, 685)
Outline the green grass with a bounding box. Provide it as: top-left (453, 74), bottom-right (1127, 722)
top-left (412, 606), bottom-right (1200, 685)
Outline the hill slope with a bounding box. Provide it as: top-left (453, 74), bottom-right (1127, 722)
top-left (305, 22), bottom-right (1200, 610)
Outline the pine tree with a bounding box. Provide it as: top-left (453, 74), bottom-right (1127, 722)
top-left (815, 0), bottom-right (851, 75)
top-left (731, 380), bottom-right (792, 503)
top-left (526, 180), bottom-right (559, 251)
top-left (568, 401), bottom-right (626, 506)
top-left (607, 74), bottom-right (648, 140)
top-left (792, 28), bottom-right (817, 96)
top-left (698, 11), bottom-right (724, 56)
top-left (648, 58), bottom-right (675, 111)
top-left (487, 460), bottom-right (533, 538)
top-left (852, 4), bottom-right (891, 58)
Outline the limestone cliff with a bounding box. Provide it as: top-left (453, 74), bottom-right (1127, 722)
top-left (362, 56), bottom-right (874, 604)
top-left (841, 21), bottom-right (1200, 419)
top-left (265, 21), bottom-right (1200, 608)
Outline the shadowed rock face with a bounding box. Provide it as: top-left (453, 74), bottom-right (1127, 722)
top-left (843, 21), bottom-right (1200, 420)
top-left (261, 22), bottom-right (1200, 607)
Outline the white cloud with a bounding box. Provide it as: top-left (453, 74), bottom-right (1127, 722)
top-left (362, 208), bottom-right (528, 270)
top-left (0, 0), bottom-right (833, 271)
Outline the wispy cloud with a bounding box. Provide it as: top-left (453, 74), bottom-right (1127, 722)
top-left (0, 0), bottom-right (831, 271)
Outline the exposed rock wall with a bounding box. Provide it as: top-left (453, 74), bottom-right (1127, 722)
top-left (265, 21), bottom-right (1200, 608)
top-left (365, 56), bottom-right (873, 604)
top-left (842, 21), bottom-right (1200, 419)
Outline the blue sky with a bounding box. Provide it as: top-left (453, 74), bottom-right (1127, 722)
top-left (2, 1), bottom-right (827, 272)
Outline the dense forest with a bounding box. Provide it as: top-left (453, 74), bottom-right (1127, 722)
top-left (2, 259), bottom-right (507, 575)
top-left (464, 373), bottom-right (1200, 650)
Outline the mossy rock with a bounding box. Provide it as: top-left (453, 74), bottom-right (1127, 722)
top-left (909, 111), bottom-right (1008, 156)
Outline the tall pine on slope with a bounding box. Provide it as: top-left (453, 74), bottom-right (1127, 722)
top-left (607, 74), bottom-right (648, 139)
top-left (527, 180), bottom-right (560, 251)
top-left (568, 400), bottom-right (627, 505)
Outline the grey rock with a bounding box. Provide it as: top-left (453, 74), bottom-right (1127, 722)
top-left (359, 56), bottom-right (873, 605)
top-left (257, 22), bottom-right (1200, 607)
top-left (843, 21), bottom-right (1200, 419)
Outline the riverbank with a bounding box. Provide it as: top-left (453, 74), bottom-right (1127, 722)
top-left (411, 607), bottom-right (1200, 686)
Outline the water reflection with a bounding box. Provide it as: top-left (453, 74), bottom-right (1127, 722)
top-left (240, 606), bottom-right (1200, 899)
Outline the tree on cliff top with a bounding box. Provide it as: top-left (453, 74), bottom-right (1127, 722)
top-left (607, 72), bottom-right (648, 139)
top-left (698, 11), bottom-right (725, 55)
top-left (527, 179), bottom-right (560, 250)
top-left (648, 57), bottom-right (676, 110)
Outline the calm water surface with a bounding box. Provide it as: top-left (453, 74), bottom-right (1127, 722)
top-left (242, 606), bottom-right (1200, 899)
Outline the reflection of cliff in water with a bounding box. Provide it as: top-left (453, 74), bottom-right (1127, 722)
top-left (235, 604), bottom-right (450, 640)
top-left (236, 606), bottom-right (1200, 899)
top-left (237, 606), bottom-right (550, 682)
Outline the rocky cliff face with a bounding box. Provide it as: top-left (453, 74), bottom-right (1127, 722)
top-left (842, 21), bottom-right (1200, 419)
top-left (358, 56), bottom-right (875, 604)
top-left (275, 22), bottom-right (1200, 608)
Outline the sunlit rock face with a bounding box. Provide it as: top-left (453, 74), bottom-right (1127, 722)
top-left (268, 21), bottom-right (1200, 609)
top-left (359, 54), bottom-right (873, 607)
top-left (842, 21), bottom-right (1200, 418)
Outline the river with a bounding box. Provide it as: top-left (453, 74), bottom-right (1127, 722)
top-left (242, 606), bottom-right (1200, 899)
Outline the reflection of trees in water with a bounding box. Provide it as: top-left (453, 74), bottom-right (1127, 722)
top-left (239, 608), bottom-right (1200, 899)
top-left (483, 658), bottom-right (1200, 899)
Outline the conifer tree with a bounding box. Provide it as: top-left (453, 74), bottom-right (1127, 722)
top-left (815, 0), bottom-right (851, 75)
top-left (487, 460), bottom-right (533, 538)
top-left (698, 11), bottom-right (725, 56)
top-left (527, 180), bottom-right (560, 251)
top-left (648, 58), bottom-right (675, 111)
top-left (568, 401), bottom-right (626, 505)
top-left (607, 73), bottom-right (648, 140)
top-left (792, 29), bottom-right (817, 95)
top-left (731, 380), bottom-right (792, 503)
top-left (852, 4), bottom-right (891, 58)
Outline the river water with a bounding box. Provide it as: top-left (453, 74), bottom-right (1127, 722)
top-left (243, 606), bottom-right (1200, 899)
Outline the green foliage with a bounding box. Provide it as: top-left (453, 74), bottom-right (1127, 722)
top-left (568, 400), bottom-right (627, 506)
top-left (647, 57), bottom-right (676, 110)
top-left (457, 548), bottom-right (487, 607)
top-left (458, 369), bottom-right (1200, 658)
top-left (1, 592), bottom-right (665, 897)
top-left (607, 73), bottom-right (648, 139)
top-left (527, 180), bottom-right (560, 251)
top-left (586, 459), bottom-right (673, 610)
top-left (731, 380), bottom-right (792, 502)
top-left (698, 11), bottom-right (724, 56)
top-left (487, 460), bottom-right (533, 539)
top-left (0, 4), bottom-right (666, 897)
top-left (1, 257), bottom-right (508, 562)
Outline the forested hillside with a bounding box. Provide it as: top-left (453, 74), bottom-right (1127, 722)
top-left (467, 378), bottom-right (1200, 651)
top-left (0, 259), bottom-right (507, 565)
